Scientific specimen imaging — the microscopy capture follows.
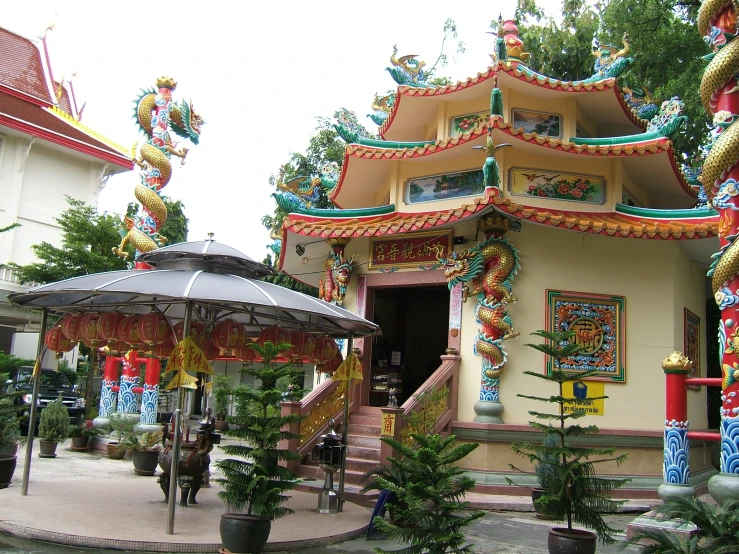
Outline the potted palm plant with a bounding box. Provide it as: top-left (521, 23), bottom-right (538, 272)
top-left (119, 430), bottom-right (163, 475)
top-left (215, 340), bottom-right (304, 554)
top-left (212, 374), bottom-right (232, 432)
top-left (38, 397), bottom-right (70, 458)
top-left (509, 330), bottom-right (629, 554)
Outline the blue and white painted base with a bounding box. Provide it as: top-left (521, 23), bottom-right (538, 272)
top-left (117, 375), bottom-right (140, 413)
top-left (139, 383), bottom-right (159, 424)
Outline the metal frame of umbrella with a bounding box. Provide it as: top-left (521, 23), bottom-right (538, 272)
top-left (9, 240), bottom-right (379, 534)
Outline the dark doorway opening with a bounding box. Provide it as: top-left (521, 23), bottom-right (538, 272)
top-left (369, 285), bottom-right (449, 407)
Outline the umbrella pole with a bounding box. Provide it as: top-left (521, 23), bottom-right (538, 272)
top-left (338, 334), bottom-right (353, 512)
top-left (166, 302), bottom-right (191, 535)
top-left (21, 308), bottom-right (48, 496)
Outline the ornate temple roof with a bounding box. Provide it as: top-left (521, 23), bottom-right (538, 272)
top-left (0, 25), bottom-right (133, 171)
top-left (380, 61), bottom-right (646, 142)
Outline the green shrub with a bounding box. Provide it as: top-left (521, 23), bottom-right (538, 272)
top-left (0, 398), bottom-right (21, 448)
top-left (38, 397), bottom-right (71, 442)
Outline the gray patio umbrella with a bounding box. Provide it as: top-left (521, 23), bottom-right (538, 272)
top-left (9, 240), bottom-right (379, 533)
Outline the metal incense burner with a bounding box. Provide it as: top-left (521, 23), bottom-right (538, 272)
top-left (316, 418), bottom-right (345, 514)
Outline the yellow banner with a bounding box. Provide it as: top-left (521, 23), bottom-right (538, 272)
top-left (332, 353), bottom-right (363, 382)
top-left (32, 358), bottom-right (40, 378)
top-left (563, 380), bottom-right (605, 416)
top-left (165, 336), bottom-right (213, 390)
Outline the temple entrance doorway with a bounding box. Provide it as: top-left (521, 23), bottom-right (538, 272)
top-left (367, 285), bottom-right (450, 407)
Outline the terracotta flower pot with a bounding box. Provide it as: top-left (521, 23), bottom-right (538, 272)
top-left (547, 527), bottom-right (596, 554)
top-left (220, 513), bottom-right (271, 554)
top-left (38, 440), bottom-right (58, 458)
top-left (0, 456), bottom-right (17, 489)
top-left (107, 443), bottom-right (126, 460)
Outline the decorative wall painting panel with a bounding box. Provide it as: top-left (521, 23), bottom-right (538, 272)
top-left (546, 290), bottom-right (626, 382)
top-left (406, 169), bottom-right (484, 204)
top-left (684, 308), bottom-right (701, 384)
top-left (511, 108), bottom-right (561, 137)
top-left (509, 167), bottom-right (605, 204)
top-left (450, 111), bottom-right (488, 138)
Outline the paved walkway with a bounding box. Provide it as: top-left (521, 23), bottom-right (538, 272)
top-left (0, 439), bottom-right (659, 553)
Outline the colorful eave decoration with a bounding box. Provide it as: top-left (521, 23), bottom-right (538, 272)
top-left (379, 60), bottom-right (647, 139)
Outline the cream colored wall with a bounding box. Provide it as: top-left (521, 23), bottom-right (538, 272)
top-left (454, 222), bottom-right (708, 431)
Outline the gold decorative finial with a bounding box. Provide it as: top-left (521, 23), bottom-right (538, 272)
top-left (156, 77), bottom-right (177, 90)
top-left (477, 215), bottom-right (512, 234)
top-left (662, 351), bottom-right (693, 372)
top-left (207, 232), bottom-right (215, 241)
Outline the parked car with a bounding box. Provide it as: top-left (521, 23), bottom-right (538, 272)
top-left (7, 367), bottom-right (85, 432)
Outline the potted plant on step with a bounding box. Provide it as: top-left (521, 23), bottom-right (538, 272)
top-left (365, 432), bottom-right (486, 552)
top-left (38, 397), bottom-right (70, 458)
top-left (119, 430), bottom-right (163, 475)
top-left (215, 340), bottom-right (304, 554)
top-left (212, 374), bottom-right (232, 432)
top-left (107, 412), bottom-right (137, 460)
top-left (508, 330), bottom-right (629, 554)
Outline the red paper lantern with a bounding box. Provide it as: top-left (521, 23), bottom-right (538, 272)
top-left (312, 335), bottom-right (339, 370)
top-left (105, 340), bottom-right (128, 355)
top-left (213, 320), bottom-right (245, 350)
top-left (203, 339), bottom-right (220, 361)
top-left (116, 315), bottom-right (142, 348)
top-left (79, 313), bottom-right (105, 347)
top-left (304, 334), bottom-right (318, 360)
top-left (234, 337), bottom-right (257, 364)
top-left (97, 312), bottom-right (125, 343)
top-left (287, 330), bottom-right (308, 366)
top-left (45, 326), bottom-right (75, 352)
top-left (173, 320), bottom-right (207, 347)
top-left (151, 338), bottom-right (175, 359)
top-left (257, 326), bottom-right (290, 348)
top-left (60, 312), bottom-right (84, 341)
top-left (138, 312), bottom-right (170, 346)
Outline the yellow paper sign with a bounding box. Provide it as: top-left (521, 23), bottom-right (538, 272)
top-left (32, 358), bottom-right (40, 378)
top-left (381, 412), bottom-right (396, 436)
top-left (332, 353), bottom-right (363, 382)
top-left (563, 380), bottom-right (605, 416)
top-left (165, 336), bottom-right (213, 390)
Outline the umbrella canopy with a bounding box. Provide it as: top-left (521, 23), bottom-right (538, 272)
top-left (9, 240), bottom-right (379, 338)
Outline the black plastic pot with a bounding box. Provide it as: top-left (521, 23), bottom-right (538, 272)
top-left (70, 436), bottom-right (89, 451)
top-left (132, 450), bottom-right (160, 476)
top-left (38, 440), bottom-right (58, 458)
top-left (220, 513), bottom-right (271, 554)
top-left (0, 456), bottom-right (17, 489)
top-left (215, 420), bottom-right (228, 432)
top-left (548, 527), bottom-right (596, 554)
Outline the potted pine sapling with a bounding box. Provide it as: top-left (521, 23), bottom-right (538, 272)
top-left (215, 340), bottom-right (305, 554)
top-left (37, 397), bottom-right (70, 458)
top-left (212, 374), bottom-right (232, 432)
top-left (0, 369), bottom-right (23, 488)
top-left (368, 433), bottom-right (486, 554)
top-left (508, 330), bottom-right (629, 554)
top-left (531, 433), bottom-right (560, 519)
top-left (119, 430), bottom-right (164, 475)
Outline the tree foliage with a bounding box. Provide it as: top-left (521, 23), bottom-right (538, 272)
top-left (16, 197), bottom-right (127, 284)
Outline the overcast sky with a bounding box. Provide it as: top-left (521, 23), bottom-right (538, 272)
top-left (5, 1), bottom-right (566, 262)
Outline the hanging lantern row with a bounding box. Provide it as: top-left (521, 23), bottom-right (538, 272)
top-left (45, 315), bottom-right (341, 368)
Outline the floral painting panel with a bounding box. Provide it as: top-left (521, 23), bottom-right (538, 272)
top-left (406, 169), bottom-right (485, 204)
top-left (450, 112), bottom-right (488, 138)
top-left (512, 109), bottom-right (561, 137)
top-left (509, 168), bottom-right (605, 204)
top-left (546, 290), bottom-right (626, 383)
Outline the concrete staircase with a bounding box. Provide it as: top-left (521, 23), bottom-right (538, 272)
top-left (294, 406), bottom-right (383, 506)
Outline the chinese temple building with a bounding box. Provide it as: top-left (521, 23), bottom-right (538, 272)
top-left (275, 21), bottom-right (719, 497)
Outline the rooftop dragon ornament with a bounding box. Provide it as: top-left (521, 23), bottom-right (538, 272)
top-left (113, 77), bottom-right (203, 262)
top-left (582, 33), bottom-right (633, 83)
top-left (387, 45), bottom-right (429, 87)
top-left (698, 0), bottom-right (739, 496)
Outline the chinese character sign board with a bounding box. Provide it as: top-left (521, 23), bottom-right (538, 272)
top-left (369, 231), bottom-right (452, 269)
top-left (546, 290), bottom-right (626, 382)
top-left (563, 380), bottom-right (605, 416)
top-left (381, 413), bottom-right (396, 436)
top-left (684, 308), bottom-right (701, 383)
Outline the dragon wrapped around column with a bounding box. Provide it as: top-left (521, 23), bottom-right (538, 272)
top-left (439, 234), bottom-right (520, 403)
top-left (318, 250), bottom-right (355, 308)
top-left (113, 77), bottom-right (203, 262)
top-left (699, 0), bottom-right (739, 481)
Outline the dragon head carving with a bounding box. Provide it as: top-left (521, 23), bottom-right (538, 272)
top-left (437, 248), bottom-right (484, 290)
top-left (170, 100), bottom-right (204, 144)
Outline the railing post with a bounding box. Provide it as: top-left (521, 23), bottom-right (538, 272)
top-left (442, 349), bottom-right (461, 421)
top-left (659, 351), bottom-right (695, 500)
top-left (280, 400), bottom-right (302, 472)
top-left (380, 406), bottom-right (404, 465)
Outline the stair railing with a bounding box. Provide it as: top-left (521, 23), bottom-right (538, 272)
top-left (380, 350), bottom-right (461, 463)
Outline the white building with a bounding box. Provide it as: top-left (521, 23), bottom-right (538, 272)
top-left (0, 25), bottom-right (133, 357)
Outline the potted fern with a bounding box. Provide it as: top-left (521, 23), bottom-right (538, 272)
top-left (509, 330), bottom-right (629, 554)
top-left (119, 430), bottom-right (163, 475)
top-left (215, 340), bottom-right (304, 554)
top-left (38, 397), bottom-right (70, 458)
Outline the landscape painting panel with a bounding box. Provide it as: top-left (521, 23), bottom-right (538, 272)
top-left (406, 169), bottom-right (485, 204)
top-left (512, 109), bottom-right (561, 137)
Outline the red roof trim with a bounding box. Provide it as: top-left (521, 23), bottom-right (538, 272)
top-left (0, 83), bottom-right (51, 108)
top-left (0, 111), bottom-right (134, 168)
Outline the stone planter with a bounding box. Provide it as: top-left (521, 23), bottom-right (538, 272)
top-left (132, 450), bottom-right (160, 476)
top-left (547, 527), bottom-right (596, 554)
top-left (0, 456), bottom-right (17, 489)
top-left (70, 436), bottom-right (89, 451)
top-left (38, 440), bottom-right (58, 458)
top-left (107, 442), bottom-right (126, 460)
top-left (220, 513), bottom-right (271, 554)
